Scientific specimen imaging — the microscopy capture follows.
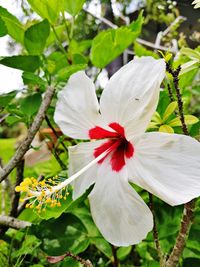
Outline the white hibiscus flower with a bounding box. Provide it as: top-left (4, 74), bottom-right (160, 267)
top-left (53, 56), bottom-right (200, 246)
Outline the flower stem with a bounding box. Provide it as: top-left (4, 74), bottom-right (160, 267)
top-left (111, 245), bottom-right (119, 267)
top-left (51, 25), bottom-right (68, 60)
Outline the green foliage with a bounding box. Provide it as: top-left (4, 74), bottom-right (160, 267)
top-left (0, 2), bottom-right (200, 267)
top-left (24, 19), bottom-right (50, 55)
top-left (0, 16), bottom-right (7, 37)
top-left (0, 91), bottom-right (17, 109)
top-left (21, 93), bottom-right (42, 119)
top-left (27, 0), bottom-right (63, 24)
top-left (0, 6), bottom-right (24, 43)
top-left (91, 11), bottom-right (143, 68)
top-left (63, 0), bottom-right (85, 16)
top-left (0, 55), bottom-right (41, 72)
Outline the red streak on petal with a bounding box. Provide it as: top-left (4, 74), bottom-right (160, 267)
top-left (125, 142), bottom-right (134, 158)
top-left (109, 122), bottom-right (125, 137)
top-left (94, 140), bottom-right (117, 163)
top-left (89, 126), bottom-right (119, 139)
top-left (91, 122), bottom-right (134, 172)
top-left (110, 144), bottom-right (126, 172)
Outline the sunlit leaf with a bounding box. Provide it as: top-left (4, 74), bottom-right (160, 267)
top-left (63, 0), bottom-right (85, 16)
top-left (159, 125), bottom-right (174, 133)
top-left (27, 0), bottom-right (63, 24)
top-left (91, 12), bottom-right (143, 68)
top-left (168, 115), bottom-right (199, 127)
top-left (163, 101), bottom-right (177, 122)
top-left (0, 6), bottom-right (24, 43)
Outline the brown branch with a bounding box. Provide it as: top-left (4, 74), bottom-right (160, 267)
top-left (47, 252), bottom-right (93, 267)
top-left (0, 215), bottom-right (31, 230)
top-left (0, 160), bottom-right (25, 237)
top-left (165, 63), bottom-right (196, 267)
top-left (0, 86), bottom-right (55, 183)
top-left (9, 160), bottom-right (24, 217)
top-left (166, 201), bottom-right (195, 267)
top-left (148, 193), bottom-right (163, 264)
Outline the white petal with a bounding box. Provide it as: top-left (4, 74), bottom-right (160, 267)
top-left (127, 132), bottom-right (200, 206)
top-left (69, 140), bottom-right (105, 199)
top-left (89, 164), bottom-right (153, 246)
top-left (54, 71), bottom-right (100, 139)
top-left (100, 57), bottom-right (166, 140)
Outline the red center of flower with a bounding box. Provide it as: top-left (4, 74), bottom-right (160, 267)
top-left (89, 123), bottom-right (134, 172)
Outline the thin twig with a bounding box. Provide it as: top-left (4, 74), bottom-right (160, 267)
top-left (0, 86), bottom-right (55, 183)
top-left (166, 64), bottom-right (188, 135)
top-left (0, 215), bottom-right (31, 230)
top-left (167, 84), bottom-right (174, 102)
top-left (165, 63), bottom-right (196, 267)
top-left (45, 115), bottom-right (68, 152)
top-left (155, 16), bottom-right (186, 52)
top-left (148, 193), bottom-right (163, 264)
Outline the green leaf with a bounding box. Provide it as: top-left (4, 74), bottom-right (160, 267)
top-left (151, 111), bottom-right (162, 123)
top-left (0, 6), bottom-right (24, 43)
top-left (91, 12), bottom-right (143, 68)
top-left (0, 17), bottom-right (7, 37)
top-left (27, 0), bottom-right (63, 24)
top-left (0, 91), bottom-right (17, 108)
top-left (6, 115), bottom-right (23, 126)
top-left (147, 122), bottom-right (159, 129)
top-left (22, 72), bottom-right (46, 86)
top-left (134, 42), bottom-right (159, 59)
top-left (163, 101), bottom-right (177, 122)
top-left (24, 19), bottom-right (50, 55)
top-left (72, 53), bottom-right (87, 64)
top-left (168, 115), bottom-right (199, 127)
top-left (31, 213), bottom-right (89, 255)
top-left (180, 47), bottom-right (200, 60)
top-left (46, 51), bottom-right (69, 74)
top-left (63, 0), bottom-right (85, 16)
top-left (0, 55), bottom-right (40, 72)
top-left (180, 60), bottom-right (199, 75)
top-left (12, 235), bottom-right (41, 258)
top-left (46, 24), bottom-right (66, 46)
top-left (159, 125), bottom-right (174, 133)
top-left (21, 93), bottom-right (42, 118)
top-left (56, 64), bottom-right (87, 81)
top-left (117, 246), bottom-right (132, 260)
top-left (71, 204), bottom-right (113, 259)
